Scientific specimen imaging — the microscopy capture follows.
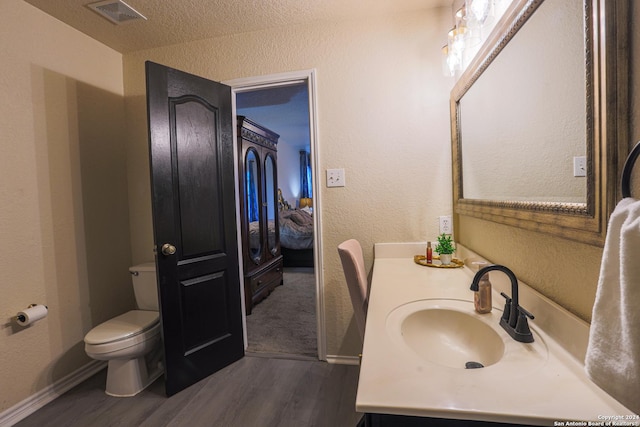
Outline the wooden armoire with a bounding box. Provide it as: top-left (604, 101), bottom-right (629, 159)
top-left (237, 116), bottom-right (283, 314)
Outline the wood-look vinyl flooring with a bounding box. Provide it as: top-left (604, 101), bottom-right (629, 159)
top-left (15, 355), bottom-right (362, 427)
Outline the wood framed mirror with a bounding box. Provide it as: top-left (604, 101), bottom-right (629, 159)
top-left (451, 0), bottom-right (629, 246)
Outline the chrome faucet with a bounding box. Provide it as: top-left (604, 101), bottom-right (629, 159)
top-left (470, 264), bottom-right (534, 343)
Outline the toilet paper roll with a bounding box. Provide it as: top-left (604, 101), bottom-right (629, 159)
top-left (16, 304), bottom-right (48, 326)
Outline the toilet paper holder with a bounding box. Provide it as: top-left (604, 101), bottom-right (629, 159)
top-left (16, 304), bottom-right (48, 326)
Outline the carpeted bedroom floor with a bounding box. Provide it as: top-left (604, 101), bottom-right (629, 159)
top-left (246, 267), bottom-right (317, 357)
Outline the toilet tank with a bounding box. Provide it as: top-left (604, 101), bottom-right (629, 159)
top-left (129, 262), bottom-right (159, 311)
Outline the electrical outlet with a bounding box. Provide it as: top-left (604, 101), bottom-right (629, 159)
top-left (326, 168), bottom-right (345, 187)
top-left (573, 156), bottom-right (586, 177)
top-left (439, 215), bottom-right (452, 234)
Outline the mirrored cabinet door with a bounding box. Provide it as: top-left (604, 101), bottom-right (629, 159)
top-left (264, 154), bottom-right (278, 255)
top-left (245, 148), bottom-right (262, 264)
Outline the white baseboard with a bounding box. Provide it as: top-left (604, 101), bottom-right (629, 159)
top-left (326, 354), bottom-right (360, 365)
top-left (0, 360), bottom-right (106, 427)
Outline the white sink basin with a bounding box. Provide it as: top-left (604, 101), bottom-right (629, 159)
top-left (400, 306), bottom-right (505, 369)
top-left (386, 299), bottom-right (548, 371)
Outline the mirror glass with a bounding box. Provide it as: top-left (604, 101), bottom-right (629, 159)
top-left (245, 148), bottom-right (261, 262)
top-left (265, 154), bottom-right (277, 253)
top-left (451, 0), bottom-right (626, 246)
top-left (460, 0), bottom-right (586, 203)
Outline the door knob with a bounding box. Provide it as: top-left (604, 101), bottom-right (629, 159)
top-left (161, 243), bottom-right (176, 256)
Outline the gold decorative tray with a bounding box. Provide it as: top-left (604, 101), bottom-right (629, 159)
top-left (414, 255), bottom-right (464, 268)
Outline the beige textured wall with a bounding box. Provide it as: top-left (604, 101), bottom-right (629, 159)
top-left (123, 7), bottom-right (455, 357)
top-left (0, 0), bottom-right (131, 413)
top-left (457, 2), bottom-right (639, 324)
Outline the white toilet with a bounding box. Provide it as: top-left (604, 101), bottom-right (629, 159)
top-left (84, 262), bottom-right (163, 397)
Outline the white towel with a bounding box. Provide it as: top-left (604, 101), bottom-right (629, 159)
top-left (585, 197), bottom-right (640, 414)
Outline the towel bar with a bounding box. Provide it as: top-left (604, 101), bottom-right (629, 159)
top-left (621, 141), bottom-right (640, 198)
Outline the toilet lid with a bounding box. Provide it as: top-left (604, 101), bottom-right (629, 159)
top-left (84, 310), bottom-right (159, 345)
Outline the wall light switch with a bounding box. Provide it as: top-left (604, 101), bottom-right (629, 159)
top-left (327, 168), bottom-right (345, 187)
top-left (573, 156), bottom-right (587, 177)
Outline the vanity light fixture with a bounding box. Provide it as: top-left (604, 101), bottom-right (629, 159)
top-left (442, 0), bottom-right (514, 78)
top-left (443, 27), bottom-right (464, 76)
top-left (455, 5), bottom-right (467, 27)
top-left (442, 45), bottom-right (455, 77)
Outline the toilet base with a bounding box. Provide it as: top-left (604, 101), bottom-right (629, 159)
top-left (105, 346), bottom-right (163, 397)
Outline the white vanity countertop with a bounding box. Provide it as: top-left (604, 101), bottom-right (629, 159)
top-left (356, 243), bottom-right (635, 425)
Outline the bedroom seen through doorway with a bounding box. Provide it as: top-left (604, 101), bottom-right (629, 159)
top-left (235, 80), bottom-right (318, 359)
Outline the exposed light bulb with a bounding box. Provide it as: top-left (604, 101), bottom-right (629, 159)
top-left (467, 0), bottom-right (492, 25)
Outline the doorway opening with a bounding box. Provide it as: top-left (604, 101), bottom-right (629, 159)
top-left (226, 70), bottom-right (325, 360)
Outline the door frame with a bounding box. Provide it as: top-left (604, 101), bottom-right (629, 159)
top-left (223, 69), bottom-right (326, 361)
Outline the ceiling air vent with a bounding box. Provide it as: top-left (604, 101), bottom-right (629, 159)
top-left (88, 0), bottom-right (147, 25)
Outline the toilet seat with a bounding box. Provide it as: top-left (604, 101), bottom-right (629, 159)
top-left (85, 310), bottom-right (160, 356)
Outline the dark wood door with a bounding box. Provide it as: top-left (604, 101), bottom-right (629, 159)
top-left (146, 61), bottom-right (244, 396)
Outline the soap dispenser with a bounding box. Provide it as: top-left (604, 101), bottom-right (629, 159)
top-left (474, 271), bottom-right (492, 314)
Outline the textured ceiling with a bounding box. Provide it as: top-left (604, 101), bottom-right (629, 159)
top-left (23, 0), bottom-right (453, 53)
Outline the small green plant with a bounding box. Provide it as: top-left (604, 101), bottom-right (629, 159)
top-left (434, 233), bottom-right (455, 255)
